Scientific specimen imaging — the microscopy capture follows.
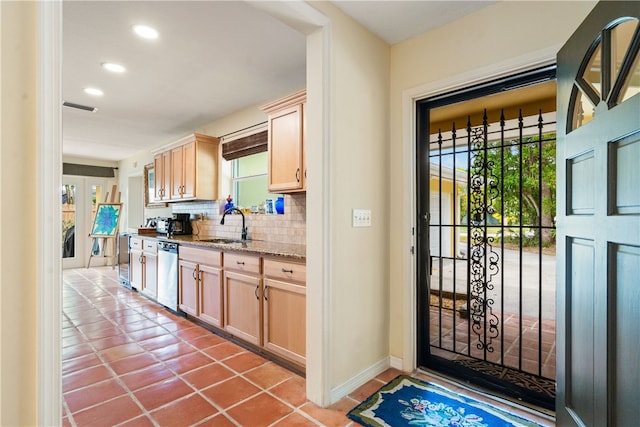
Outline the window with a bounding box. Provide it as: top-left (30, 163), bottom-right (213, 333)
top-left (232, 152), bottom-right (279, 209)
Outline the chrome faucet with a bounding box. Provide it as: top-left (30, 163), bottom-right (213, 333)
top-left (220, 208), bottom-right (247, 240)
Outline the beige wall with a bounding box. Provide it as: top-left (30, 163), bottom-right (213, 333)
top-left (388, 0), bottom-right (597, 363)
top-left (0, 2), bottom-right (38, 425)
top-left (305, 1), bottom-right (390, 400)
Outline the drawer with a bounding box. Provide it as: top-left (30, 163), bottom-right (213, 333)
top-left (143, 240), bottom-right (157, 254)
top-left (179, 245), bottom-right (221, 267)
top-left (224, 252), bottom-right (261, 275)
top-left (264, 258), bottom-right (306, 284)
top-left (130, 238), bottom-right (143, 250)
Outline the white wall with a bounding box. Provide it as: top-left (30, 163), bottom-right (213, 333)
top-left (387, 0), bottom-right (598, 366)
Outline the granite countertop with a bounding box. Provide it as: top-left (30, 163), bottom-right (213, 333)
top-left (133, 233), bottom-right (306, 260)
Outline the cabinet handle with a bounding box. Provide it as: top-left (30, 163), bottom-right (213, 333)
top-left (192, 269), bottom-right (198, 280)
top-left (264, 285), bottom-right (269, 301)
top-left (295, 168), bottom-right (300, 182)
top-left (281, 268), bottom-right (293, 274)
top-left (237, 261), bottom-right (245, 265)
top-left (254, 285), bottom-right (260, 300)
top-left (199, 270), bottom-right (203, 281)
top-left (139, 255), bottom-right (144, 264)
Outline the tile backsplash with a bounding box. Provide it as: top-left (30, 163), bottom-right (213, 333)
top-left (167, 193), bottom-right (306, 245)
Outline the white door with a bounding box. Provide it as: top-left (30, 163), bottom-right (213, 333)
top-left (62, 177), bottom-right (108, 269)
top-left (556, 2), bottom-right (640, 425)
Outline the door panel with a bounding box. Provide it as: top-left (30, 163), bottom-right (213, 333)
top-left (566, 238), bottom-right (596, 426)
top-left (178, 260), bottom-right (199, 317)
top-left (610, 134), bottom-right (640, 214)
top-left (200, 264), bottom-right (222, 327)
top-left (611, 243), bottom-right (640, 427)
top-left (557, 2), bottom-right (640, 425)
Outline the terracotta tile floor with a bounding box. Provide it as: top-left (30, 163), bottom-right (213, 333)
top-left (62, 267), bottom-right (554, 426)
top-left (429, 309), bottom-right (556, 379)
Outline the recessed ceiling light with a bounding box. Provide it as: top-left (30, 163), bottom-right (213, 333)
top-left (84, 87), bottom-right (104, 96)
top-left (132, 24), bottom-right (158, 39)
top-left (101, 62), bottom-right (126, 73)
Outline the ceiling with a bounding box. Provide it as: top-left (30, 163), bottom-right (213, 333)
top-left (63, 1), bottom-right (495, 162)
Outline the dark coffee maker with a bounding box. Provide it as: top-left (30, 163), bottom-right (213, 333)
top-left (167, 213), bottom-right (192, 235)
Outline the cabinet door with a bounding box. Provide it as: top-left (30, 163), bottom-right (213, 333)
top-left (178, 260), bottom-right (199, 316)
top-left (181, 141), bottom-right (196, 199)
top-left (170, 145), bottom-right (184, 200)
top-left (199, 264), bottom-right (222, 327)
top-left (130, 248), bottom-right (144, 290)
top-left (223, 271), bottom-right (261, 346)
top-left (143, 252), bottom-right (158, 299)
top-left (154, 151), bottom-right (171, 201)
top-left (153, 154), bottom-right (163, 201)
top-left (268, 104), bottom-right (304, 192)
top-left (263, 278), bottom-right (306, 366)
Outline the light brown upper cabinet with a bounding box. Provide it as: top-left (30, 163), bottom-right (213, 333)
top-left (152, 133), bottom-right (219, 202)
top-left (153, 151), bottom-right (171, 201)
top-left (261, 90), bottom-right (306, 193)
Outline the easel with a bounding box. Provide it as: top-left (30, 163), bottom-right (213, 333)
top-left (87, 185), bottom-right (122, 269)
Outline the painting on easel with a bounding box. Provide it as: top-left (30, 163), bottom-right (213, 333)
top-left (90, 203), bottom-right (122, 237)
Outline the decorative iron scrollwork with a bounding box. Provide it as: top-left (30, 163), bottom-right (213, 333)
top-left (468, 121), bottom-right (500, 352)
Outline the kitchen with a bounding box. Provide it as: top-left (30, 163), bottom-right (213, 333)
top-left (61, 2), bottom-right (316, 423)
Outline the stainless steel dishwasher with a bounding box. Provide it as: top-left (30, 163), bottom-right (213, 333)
top-left (157, 241), bottom-right (178, 311)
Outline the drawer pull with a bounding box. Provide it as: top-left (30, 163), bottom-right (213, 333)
top-left (281, 268), bottom-right (294, 273)
top-left (237, 261), bottom-right (245, 265)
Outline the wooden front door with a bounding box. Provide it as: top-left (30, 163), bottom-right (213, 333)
top-left (556, 2), bottom-right (640, 425)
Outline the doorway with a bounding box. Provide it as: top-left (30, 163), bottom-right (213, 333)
top-left (416, 66), bottom-right (558, 410)
top-left (61, 177), bottom-right (108, 269)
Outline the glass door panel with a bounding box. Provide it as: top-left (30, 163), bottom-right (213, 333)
top-left (62, 177), bottom-right (108, 269)
top-left (62, 184), bottom-right (76, 259)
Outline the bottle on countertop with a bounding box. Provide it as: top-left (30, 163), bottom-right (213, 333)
top-left (224, 195), bottom-right (234, 212)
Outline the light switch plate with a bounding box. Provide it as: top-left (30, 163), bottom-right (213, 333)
top-left (352, 209), bottom-right (372, 227)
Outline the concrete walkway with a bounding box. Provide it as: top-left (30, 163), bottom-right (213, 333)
top-left (431, 248), bottom-right (556, 320)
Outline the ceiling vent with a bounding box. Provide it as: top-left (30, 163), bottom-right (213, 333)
top-left (63, 101), bottom-right (97, 113)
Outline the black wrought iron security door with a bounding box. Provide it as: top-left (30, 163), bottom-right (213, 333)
top-left (416, 67), bottom-right (557, 410)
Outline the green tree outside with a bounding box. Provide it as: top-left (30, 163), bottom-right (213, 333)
top-left (482, 133), bottom-right (556, 245)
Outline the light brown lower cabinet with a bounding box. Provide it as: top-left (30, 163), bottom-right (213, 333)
top-left (179, 246), bottom-right (306, 367)
top-left (130, 237), bottom-right (157, 299)
top-left (223, 252), bottom-right (262, 346)
top-left (178, 246), bottom-right (223, 328)
top-left (263, 257), bottom-right (306, 366)
top-left (263, 282), bottom-right (306, 366)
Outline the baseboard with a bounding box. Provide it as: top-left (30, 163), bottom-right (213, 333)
top-left (329, 357), bottom-right (390, 404)
top-left (389, 355), bottom-right (403, 370)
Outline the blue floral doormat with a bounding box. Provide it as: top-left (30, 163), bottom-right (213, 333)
top-left (347, 375), bottom-right (543, 427)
